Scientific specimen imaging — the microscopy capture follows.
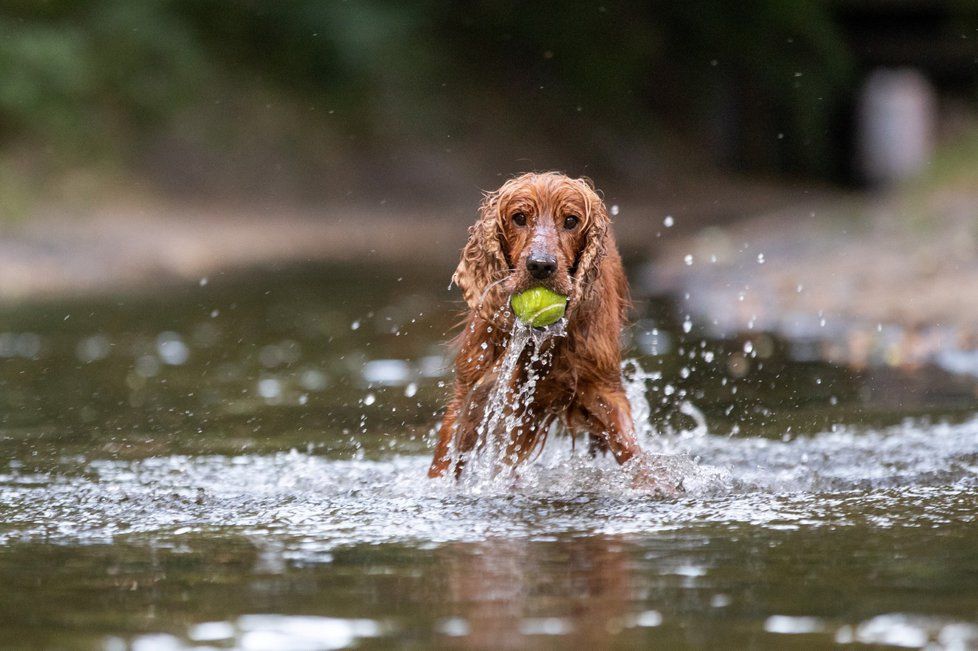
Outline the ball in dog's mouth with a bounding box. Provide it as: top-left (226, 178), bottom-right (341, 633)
top-left (510, 287), bottom-right (568, 328)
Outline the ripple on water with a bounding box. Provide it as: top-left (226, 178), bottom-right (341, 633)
top-left (1, 417), bottom-right (976, 550)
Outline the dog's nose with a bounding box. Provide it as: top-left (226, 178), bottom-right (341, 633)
top-left (526, 253), bottom-right (557, 280)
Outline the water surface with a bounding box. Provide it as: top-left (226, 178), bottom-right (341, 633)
top-left (1, 263), bottom-right (976, 649)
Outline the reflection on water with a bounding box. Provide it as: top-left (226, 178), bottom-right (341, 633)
top-left (1, 263), bottom-right (977, 649)
top-left (130, 615), bottom-right (386, 650)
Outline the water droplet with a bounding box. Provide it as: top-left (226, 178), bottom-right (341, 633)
top-left (257, 378), bottom-right (282, 400)
top-left (684, 254), bottom-right (694, 266)
top-left (664, 215), bottom-right (675, 228)
top-left (437, 618), bottom-right (471, 637)
top-left (634, 611), bottom-right (663, 627)
top-left (156, 332), bottom-right (189, 365)
top-left (363, 393), bottom-right (376, 406)
top-left (711, 594), bottom-right (731, 608)
top-left (299, 369), bottom-right (329, 391)
top-left (76, 335), bottom-right (111, 363)
top-left (362, 359), bottom-right (411, 386)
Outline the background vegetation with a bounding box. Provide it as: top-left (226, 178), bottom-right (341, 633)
top-left (0, 1), bottom-right (974, 206)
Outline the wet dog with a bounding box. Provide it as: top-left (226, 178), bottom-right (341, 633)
top-left (429, 172), bottom-right (664, 488)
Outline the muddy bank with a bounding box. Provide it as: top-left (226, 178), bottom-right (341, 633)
top-left (0, 177), bottom-right (814, 303)
top-left (0, 203), bottom-right (464, 302)
top-left (5, 177), bottom-right (973, 376)
top-left (645, 184), bottom-right (978, 372)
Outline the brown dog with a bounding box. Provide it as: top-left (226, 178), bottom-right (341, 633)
top-left (429, 172), bottom-right (651, 481)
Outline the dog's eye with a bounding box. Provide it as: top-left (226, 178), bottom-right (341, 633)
top-left (512, 212), bottom-right (527, 227)
top-left (563, 214), bottom-right (580, 229)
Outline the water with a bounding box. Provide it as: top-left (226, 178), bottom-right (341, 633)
top-left (449, 318), bottom-right (566, 486)
top-left (1, 263), bottom-right (977, 649)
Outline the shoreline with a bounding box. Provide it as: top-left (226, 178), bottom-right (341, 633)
top-left (645, 184), bottom-right (978, 373)
top-left (3, 181), bottom-right (975, 377)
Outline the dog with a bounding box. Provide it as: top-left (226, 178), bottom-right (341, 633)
top-left (429, 172), bottom-right (660, 485)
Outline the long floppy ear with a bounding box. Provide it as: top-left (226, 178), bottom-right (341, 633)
top-left (571, 182), bottom-right (609, 305)
top-left (452, 190), bottom-right (510, 313)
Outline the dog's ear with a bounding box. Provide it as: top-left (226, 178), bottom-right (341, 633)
top-left (453, 190), bottom-right (510, 312)
top-left (572, 182), bottom-right (609, 304)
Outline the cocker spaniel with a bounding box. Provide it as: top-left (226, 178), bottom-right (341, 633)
top-left (429, 172), bottom-right (666, 489)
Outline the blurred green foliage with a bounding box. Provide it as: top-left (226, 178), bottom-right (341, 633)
top-left (0, 0), bottom-right (970, 192)
top-left (0, 1), bottom-right (207, 154)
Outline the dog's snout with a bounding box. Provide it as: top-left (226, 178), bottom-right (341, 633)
top-left (526, 253), bottom-right (557, 280)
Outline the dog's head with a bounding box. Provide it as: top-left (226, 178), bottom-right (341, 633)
top-left (453, 171), bottom-right (610, 323)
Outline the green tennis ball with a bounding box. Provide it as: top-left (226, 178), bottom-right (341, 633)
top-left (510, 287), bottom-right (568, 327)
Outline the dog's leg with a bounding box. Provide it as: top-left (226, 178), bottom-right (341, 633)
top-left (573, 385), bottom-right (642, 464)
top-left (428, 378), bottom-right (492, 478)
top-left (574, 385), bottom-right (684, 495)
top-left (428, 398), bottom-right (460, 478)
top-left (505, 408), bottom-right (556, 465)
top-left (587, 433), bottom-right (610, 457)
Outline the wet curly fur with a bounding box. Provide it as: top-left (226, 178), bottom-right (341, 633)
top-left (429, 172), bottom-right (646, 479)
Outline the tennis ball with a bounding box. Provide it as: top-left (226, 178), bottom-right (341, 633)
top-left (510, 287), bottom-right (568, 327)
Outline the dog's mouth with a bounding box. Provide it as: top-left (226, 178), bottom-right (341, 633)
top-left (487, 272), bottom-right (574, 332)
top-left (510, 274), bottom-right (573, 299)
top-left (507, 284), bottom-right (571, 334)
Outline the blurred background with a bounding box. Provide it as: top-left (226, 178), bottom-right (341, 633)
top-left (1, 0), bottom-right (978, 375)
top-left (3, 3), bottom-right (978, 648)
top-left (1, 0), bottom-right (977, 294)
top-left (2, 0), bottom-right (978, 362)
top-left (2, 0), bottom-right (976, 200)
top-left (0, 0), bottom-right (976, 371)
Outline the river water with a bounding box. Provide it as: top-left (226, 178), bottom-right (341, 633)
top-left (1, 264), bottom-right (976, 649)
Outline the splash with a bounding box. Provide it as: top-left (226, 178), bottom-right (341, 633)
top-left (621, 358), bottom-right (661, 442)
top-left (444, 321), bottom-right (705, 493)
top-left (621, 358), bottom-right (708, 451)
top-left (454, 319), bottom-right (565, 489)
top-left (3, 417), bottom-right (977, 548)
